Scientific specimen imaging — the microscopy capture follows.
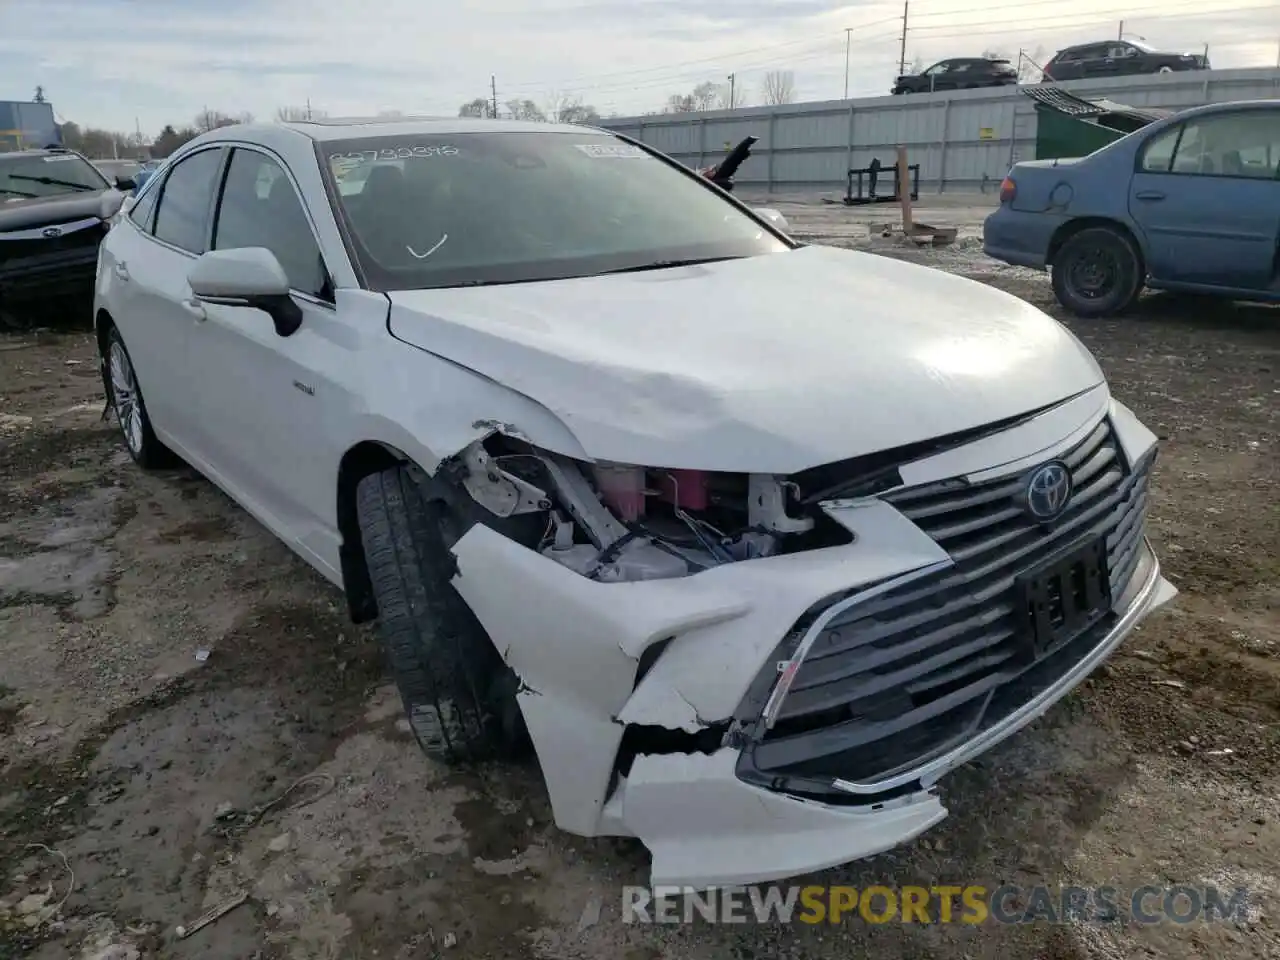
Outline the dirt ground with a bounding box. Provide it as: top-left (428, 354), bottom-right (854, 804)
top-left (1, 197), bottom-right (1277, 959)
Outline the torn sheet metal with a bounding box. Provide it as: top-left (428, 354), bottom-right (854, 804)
top-left (449, 522), bottom-right (749, 834)
top-left (451, 506), bottom-right (949, 833)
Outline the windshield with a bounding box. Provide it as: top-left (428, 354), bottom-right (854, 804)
top-left (319, 131), bottom-right (789, 290)
top-left (0, 153), bottom-right (109, 200)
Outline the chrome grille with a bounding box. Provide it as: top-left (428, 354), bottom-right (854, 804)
top-left (754, 417), bottom-right (1151, 785)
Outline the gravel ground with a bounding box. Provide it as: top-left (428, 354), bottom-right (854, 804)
top-left (1, 197), bottom-right (1277, 959)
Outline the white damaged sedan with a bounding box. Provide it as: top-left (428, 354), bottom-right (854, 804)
top-left (93, 117), bottom-right (1176, 888)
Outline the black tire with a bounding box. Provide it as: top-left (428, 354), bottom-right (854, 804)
top-left (102, 325), bottom-right (176, 468)
top-left (1050, 227), bottom-right (1144, 318)
top-left (355, 466), bottom-right (525, 764)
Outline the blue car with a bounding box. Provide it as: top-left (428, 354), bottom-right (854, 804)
top-left (984, 99), bottom-right (1280, 317)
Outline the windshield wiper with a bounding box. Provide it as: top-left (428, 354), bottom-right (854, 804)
top-left (9, 174), bottom-right (100, 192)
top-left (595, 255), bottom-right (743, 276)
top-left (429, 278), bottom-right (531, 289)
top-left (1, 189), bottom-right (41, 199)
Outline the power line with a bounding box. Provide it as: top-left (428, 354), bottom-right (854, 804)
top-left (498, 0), bottom-right (1268, 103)
top-left (501, 14), bottom-right (903, 91)
top-left (908, 1), bottom-right (1269, 37)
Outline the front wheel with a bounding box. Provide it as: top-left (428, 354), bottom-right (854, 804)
top-left (1156, 65), bottom-right (1175, 74)
top-left (1051, 227), bottom-right (1144, 318)
top-left (355, 466), bottom-right (526, 764)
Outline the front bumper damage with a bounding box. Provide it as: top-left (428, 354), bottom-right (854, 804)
top-left (447, 393), bottom-right (1177, 888)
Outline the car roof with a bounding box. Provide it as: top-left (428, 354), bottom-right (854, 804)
top-left (1170, 99), bottom-right (1280, 119)
top-left (197, 116), bottom-right (608, 146)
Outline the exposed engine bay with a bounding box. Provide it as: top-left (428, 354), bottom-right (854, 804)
top-left (443, 432), bottom-right (854, 582)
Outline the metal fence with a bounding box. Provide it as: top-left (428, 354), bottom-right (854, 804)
top-left (598, 68), bottom-right (1280, 194)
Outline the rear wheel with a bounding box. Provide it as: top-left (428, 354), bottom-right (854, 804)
top-left (103, 326), bottom-right (176, 468)
top-left (355, 465), bottom-right (526, 764)
top-left (1157, 65), bottom-right (1175, 74)
top-left (1051, 227), bottom-right (1144, 318)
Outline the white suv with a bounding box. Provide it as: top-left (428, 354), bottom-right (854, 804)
top-left (93, 116), bottom-right (1176, 888)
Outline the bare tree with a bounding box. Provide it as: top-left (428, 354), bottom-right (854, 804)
top-left (761, 70), bottom-right (796, 105)
top-left (546, 93), bottom-right (600, 125)
top-left (504, 98), bottom-right (546, 121)
top-left (458, 97), bottom-right (493, 118)
top-left (692, 82), bottom-right (720, 111)
top-left (662, 81), bottom-right (724, 113)
top-left (907, 55), bottom-right (926, 75)
top-left (715, 81), bottom-right (746, 110)
top-left (194, 109), bottom-right (250, 133)
top-left (153, 124), bottom-right (199, 157)
top-left (276, 104), bottom-right (327, 122)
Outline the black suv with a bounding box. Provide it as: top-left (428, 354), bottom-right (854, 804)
top-left (1043, 40), bottom-right (1209, 81)
top-left (0, 147), bottom-right (135, 321)
top-left (892, 57), bottom-right (1018, 95)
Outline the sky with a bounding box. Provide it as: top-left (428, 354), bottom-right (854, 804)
top-left (1, 0), bottom-right (1276, 137)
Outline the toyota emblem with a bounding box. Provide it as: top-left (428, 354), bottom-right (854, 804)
top-left (1024, 460), bottom-right (1073, 522)
top-left (42, 226), bottom-right (62, 239)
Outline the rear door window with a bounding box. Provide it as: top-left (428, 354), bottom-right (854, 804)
top-left (152, 148), bottom-right (224, 254)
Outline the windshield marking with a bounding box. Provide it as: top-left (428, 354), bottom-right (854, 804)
top-left (407, 233), bottom-right (449, 260)
top-left (573, 143), bottom-right (645, 159)
top-left (329, 146), bottom-right (458, 164)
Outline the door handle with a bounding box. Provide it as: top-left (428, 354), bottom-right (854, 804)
top-left (1135, 190), bottom-right (1165, 201)
top-left (182, 298), bottom-right (207, 322)
top-left (113, 262), bottom-right (130, 281)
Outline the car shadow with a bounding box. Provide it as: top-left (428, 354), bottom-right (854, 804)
top-left (1127, 290), bottom-right (1280, 334)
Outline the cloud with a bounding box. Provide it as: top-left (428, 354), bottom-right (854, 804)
top-left (0, 0), bottom-right (1273, 134)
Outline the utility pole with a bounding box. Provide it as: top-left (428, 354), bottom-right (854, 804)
top-left (727, 73), bottom-right (736, 108)
top-left (897, 1), bottom-right (910, 78)
top-left (490, 75), bottom-right (498, 119)
top-left (1118, 20), bottom-right (1124, 40)
top-left (305, 97), bottom-right (312, 121)
top-left (844, 28), bottom-right (852, 99)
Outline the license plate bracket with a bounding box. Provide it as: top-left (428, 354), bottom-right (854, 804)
top-left (1015, 537), bottom-right (1111, 660)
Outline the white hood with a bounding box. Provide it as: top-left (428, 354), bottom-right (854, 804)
top-left (388, 245), bottom-right (1104, 473)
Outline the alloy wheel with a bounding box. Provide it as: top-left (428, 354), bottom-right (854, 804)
top-left (108, 340), bottom-right (144, 456)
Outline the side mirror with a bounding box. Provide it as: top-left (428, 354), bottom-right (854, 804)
top-left (753, 207), bottom-right (790, 231)
top-left (100, 191), bottom-right (127, 219)
top-left (188, 248), bottom-right (303, 337)
top-left (115, 175), bottom-right (137, 191)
